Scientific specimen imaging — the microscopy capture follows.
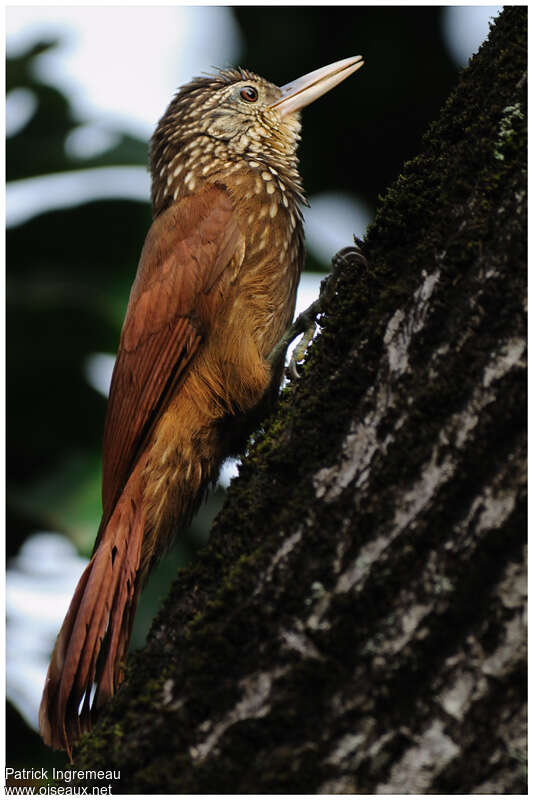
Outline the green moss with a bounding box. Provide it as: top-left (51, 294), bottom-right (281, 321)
top-left (494, 102), bottom-right (524, 160)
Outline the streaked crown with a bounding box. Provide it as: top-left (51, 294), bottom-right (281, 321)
top-left (150, 68), bottom-right (304, 216)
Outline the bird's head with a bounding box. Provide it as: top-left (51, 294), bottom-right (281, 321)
top-left (150, 56), bottom-right (364, 215)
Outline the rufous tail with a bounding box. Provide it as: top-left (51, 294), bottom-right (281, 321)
top-left (39, 462), bottom-right (146, 761)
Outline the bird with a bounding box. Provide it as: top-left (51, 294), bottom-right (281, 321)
top-left (39, 54), bottom-right (364, 759)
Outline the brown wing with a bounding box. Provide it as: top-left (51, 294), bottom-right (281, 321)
top-left (99, 183), bottom-right (243, 534)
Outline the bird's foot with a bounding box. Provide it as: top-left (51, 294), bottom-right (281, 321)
top-left (331, 240), bottom-right (368, 272)
top-left (287, 320), bottom-right (317, 379)
top-left (268, 240), bottom-right (368, 379)
top-left (267, 296), bottom-right (321, 378)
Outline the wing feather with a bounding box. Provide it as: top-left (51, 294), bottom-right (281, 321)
top-left (99, 183), bottom-right (243, 532)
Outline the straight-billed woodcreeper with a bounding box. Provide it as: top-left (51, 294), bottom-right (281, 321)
top-left (39, 55), bottom-right (364, 757)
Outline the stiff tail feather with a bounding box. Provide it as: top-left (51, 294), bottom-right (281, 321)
top-left (39, 466), bottom-right (146, 761)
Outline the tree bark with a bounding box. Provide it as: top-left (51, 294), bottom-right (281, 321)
top-left (74, 8), bottom-right (526, 793)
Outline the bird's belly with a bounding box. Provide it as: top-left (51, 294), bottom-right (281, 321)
top-left (236, 267), bottom-right (299, 357)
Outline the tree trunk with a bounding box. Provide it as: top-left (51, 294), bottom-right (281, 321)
top-left (74, 8), bottom-right (526, 793)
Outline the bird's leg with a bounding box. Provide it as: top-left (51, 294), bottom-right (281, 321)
top-left (267, 295), bottom-right (321, 379)
top-left (268, 241), bottom-right (368, 379)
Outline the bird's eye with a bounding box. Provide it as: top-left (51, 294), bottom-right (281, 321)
top-left (240, 86), bottom-right (258, 103)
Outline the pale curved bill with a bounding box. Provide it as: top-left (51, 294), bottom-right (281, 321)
top-left (269, 55), bottom-right (364, 117)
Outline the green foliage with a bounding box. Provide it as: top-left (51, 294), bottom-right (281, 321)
top-left (7, 42), bottom-right (151, 555)
top-left (7, 40), bottom-right (147, 181)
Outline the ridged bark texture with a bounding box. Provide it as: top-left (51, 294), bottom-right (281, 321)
top-left (73, 7), bottom-right (526, 793)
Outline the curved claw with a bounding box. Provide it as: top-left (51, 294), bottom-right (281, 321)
top-left (286, 321), bottom-right (317, 380)
top-left (288, 354), bottom-right (301, 381)
top-left (332, 243), bottom-right (368, 272)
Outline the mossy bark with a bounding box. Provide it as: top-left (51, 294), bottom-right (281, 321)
top-left (73, 7), bottom-right (526, 793)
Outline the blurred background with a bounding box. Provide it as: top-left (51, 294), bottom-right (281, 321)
top-left (6, 4), bottom-right (502, 769)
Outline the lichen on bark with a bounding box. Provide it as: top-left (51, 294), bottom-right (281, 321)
top-left (72, 7), bottom-right (526, 793)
